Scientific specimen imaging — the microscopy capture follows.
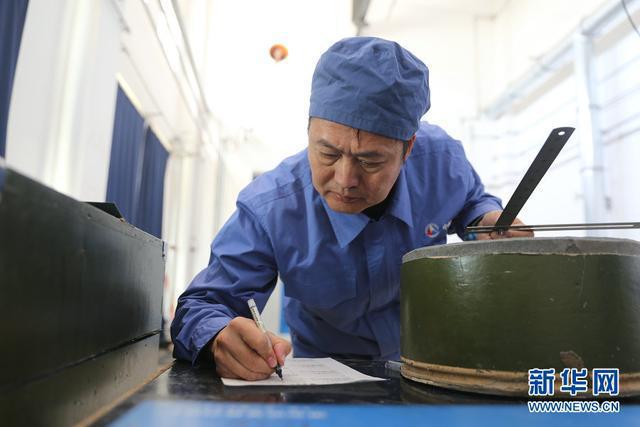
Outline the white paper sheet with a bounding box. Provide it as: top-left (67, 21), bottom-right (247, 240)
top-left (221, 357), bottom-right (387, 387)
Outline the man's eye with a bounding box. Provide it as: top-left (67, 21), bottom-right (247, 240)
top-left (321, 152), bottom-right (340, 159)
top-left (359, 160), bottom-right (382, 169)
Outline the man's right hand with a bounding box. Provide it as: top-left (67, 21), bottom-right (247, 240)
top-left (212, 317), bottom-right (292, 380)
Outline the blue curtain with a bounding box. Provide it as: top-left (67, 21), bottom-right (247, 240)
top-left (106, 86), bottom-right (146, 224)
top-left (136, 128), bottom-right (169, 238)
top-left (0, 0), bottom-right (29, 158)
top-left (107, 85), bottom-right (169, 239)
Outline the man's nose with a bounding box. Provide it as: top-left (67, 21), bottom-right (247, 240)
top-left (334, 158), bottom-right (359, 190)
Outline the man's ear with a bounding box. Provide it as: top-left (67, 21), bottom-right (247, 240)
top-left (403, 135), bottom-right (416, 161)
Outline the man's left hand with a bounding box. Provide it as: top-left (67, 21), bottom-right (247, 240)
top-left (474, 210), bottom-right (534, 240)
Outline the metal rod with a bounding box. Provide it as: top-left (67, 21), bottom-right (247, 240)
top-left (466, 222), bottom-right (640, 233)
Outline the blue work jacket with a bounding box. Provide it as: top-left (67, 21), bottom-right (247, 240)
top-left (171, 122), bottom-right (502, 363)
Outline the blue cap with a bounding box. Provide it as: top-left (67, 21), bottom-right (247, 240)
top-left (309, 37), bottom-right (430, 141)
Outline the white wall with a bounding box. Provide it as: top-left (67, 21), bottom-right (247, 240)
top-left (471, 0), bottom-right (640, 240)
top-left (7, 0), bottom-right (121, 201)
top-left (594, 11), bottom-right (640, 239)
top-left (476, 0), bottom-right (610, 109)
top-left (361, 0), bottom-right (613, 139)
top-left (364, 0), bottom-right (639, 242)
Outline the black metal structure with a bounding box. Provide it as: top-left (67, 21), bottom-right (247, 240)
top-left (0, 165), bottom-right (165, 426)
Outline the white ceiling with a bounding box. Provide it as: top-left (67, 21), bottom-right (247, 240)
top-left (366, 0), bottom-right (510, 23)
top-left (172, 0), bottom-right (512, 168)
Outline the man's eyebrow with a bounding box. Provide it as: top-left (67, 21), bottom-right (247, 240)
top-left (353, 151), bottom-right (385, 159)
top-left (316, 139), bottom-right (339, 151)
top-left (315, 138), bottom-right (385, 159)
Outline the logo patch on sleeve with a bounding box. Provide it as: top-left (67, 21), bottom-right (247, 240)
top-left (425, 223), bottom-right (439, 238)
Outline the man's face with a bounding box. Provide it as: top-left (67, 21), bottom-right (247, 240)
top-left (308, 118), bottom-right (414, 214)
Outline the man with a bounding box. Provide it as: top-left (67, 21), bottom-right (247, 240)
top-left (170, 37), bottom-right (532, 380)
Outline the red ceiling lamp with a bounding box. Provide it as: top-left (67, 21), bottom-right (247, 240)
top-left (269, 43), bottom-right (288, 62)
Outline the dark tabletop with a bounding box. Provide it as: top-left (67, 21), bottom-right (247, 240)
top-left (96, 359), bottom-right (536, 425)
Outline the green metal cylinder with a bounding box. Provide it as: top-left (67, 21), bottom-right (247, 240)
top-left (400, 237), bottom-right (640, 396)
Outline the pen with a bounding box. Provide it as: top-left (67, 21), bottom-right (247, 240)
top-left (247, 298), bottom-right (283, 380)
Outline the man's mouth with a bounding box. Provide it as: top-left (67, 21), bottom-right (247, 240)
top-left (331, 192), bottom-right (361, 203)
